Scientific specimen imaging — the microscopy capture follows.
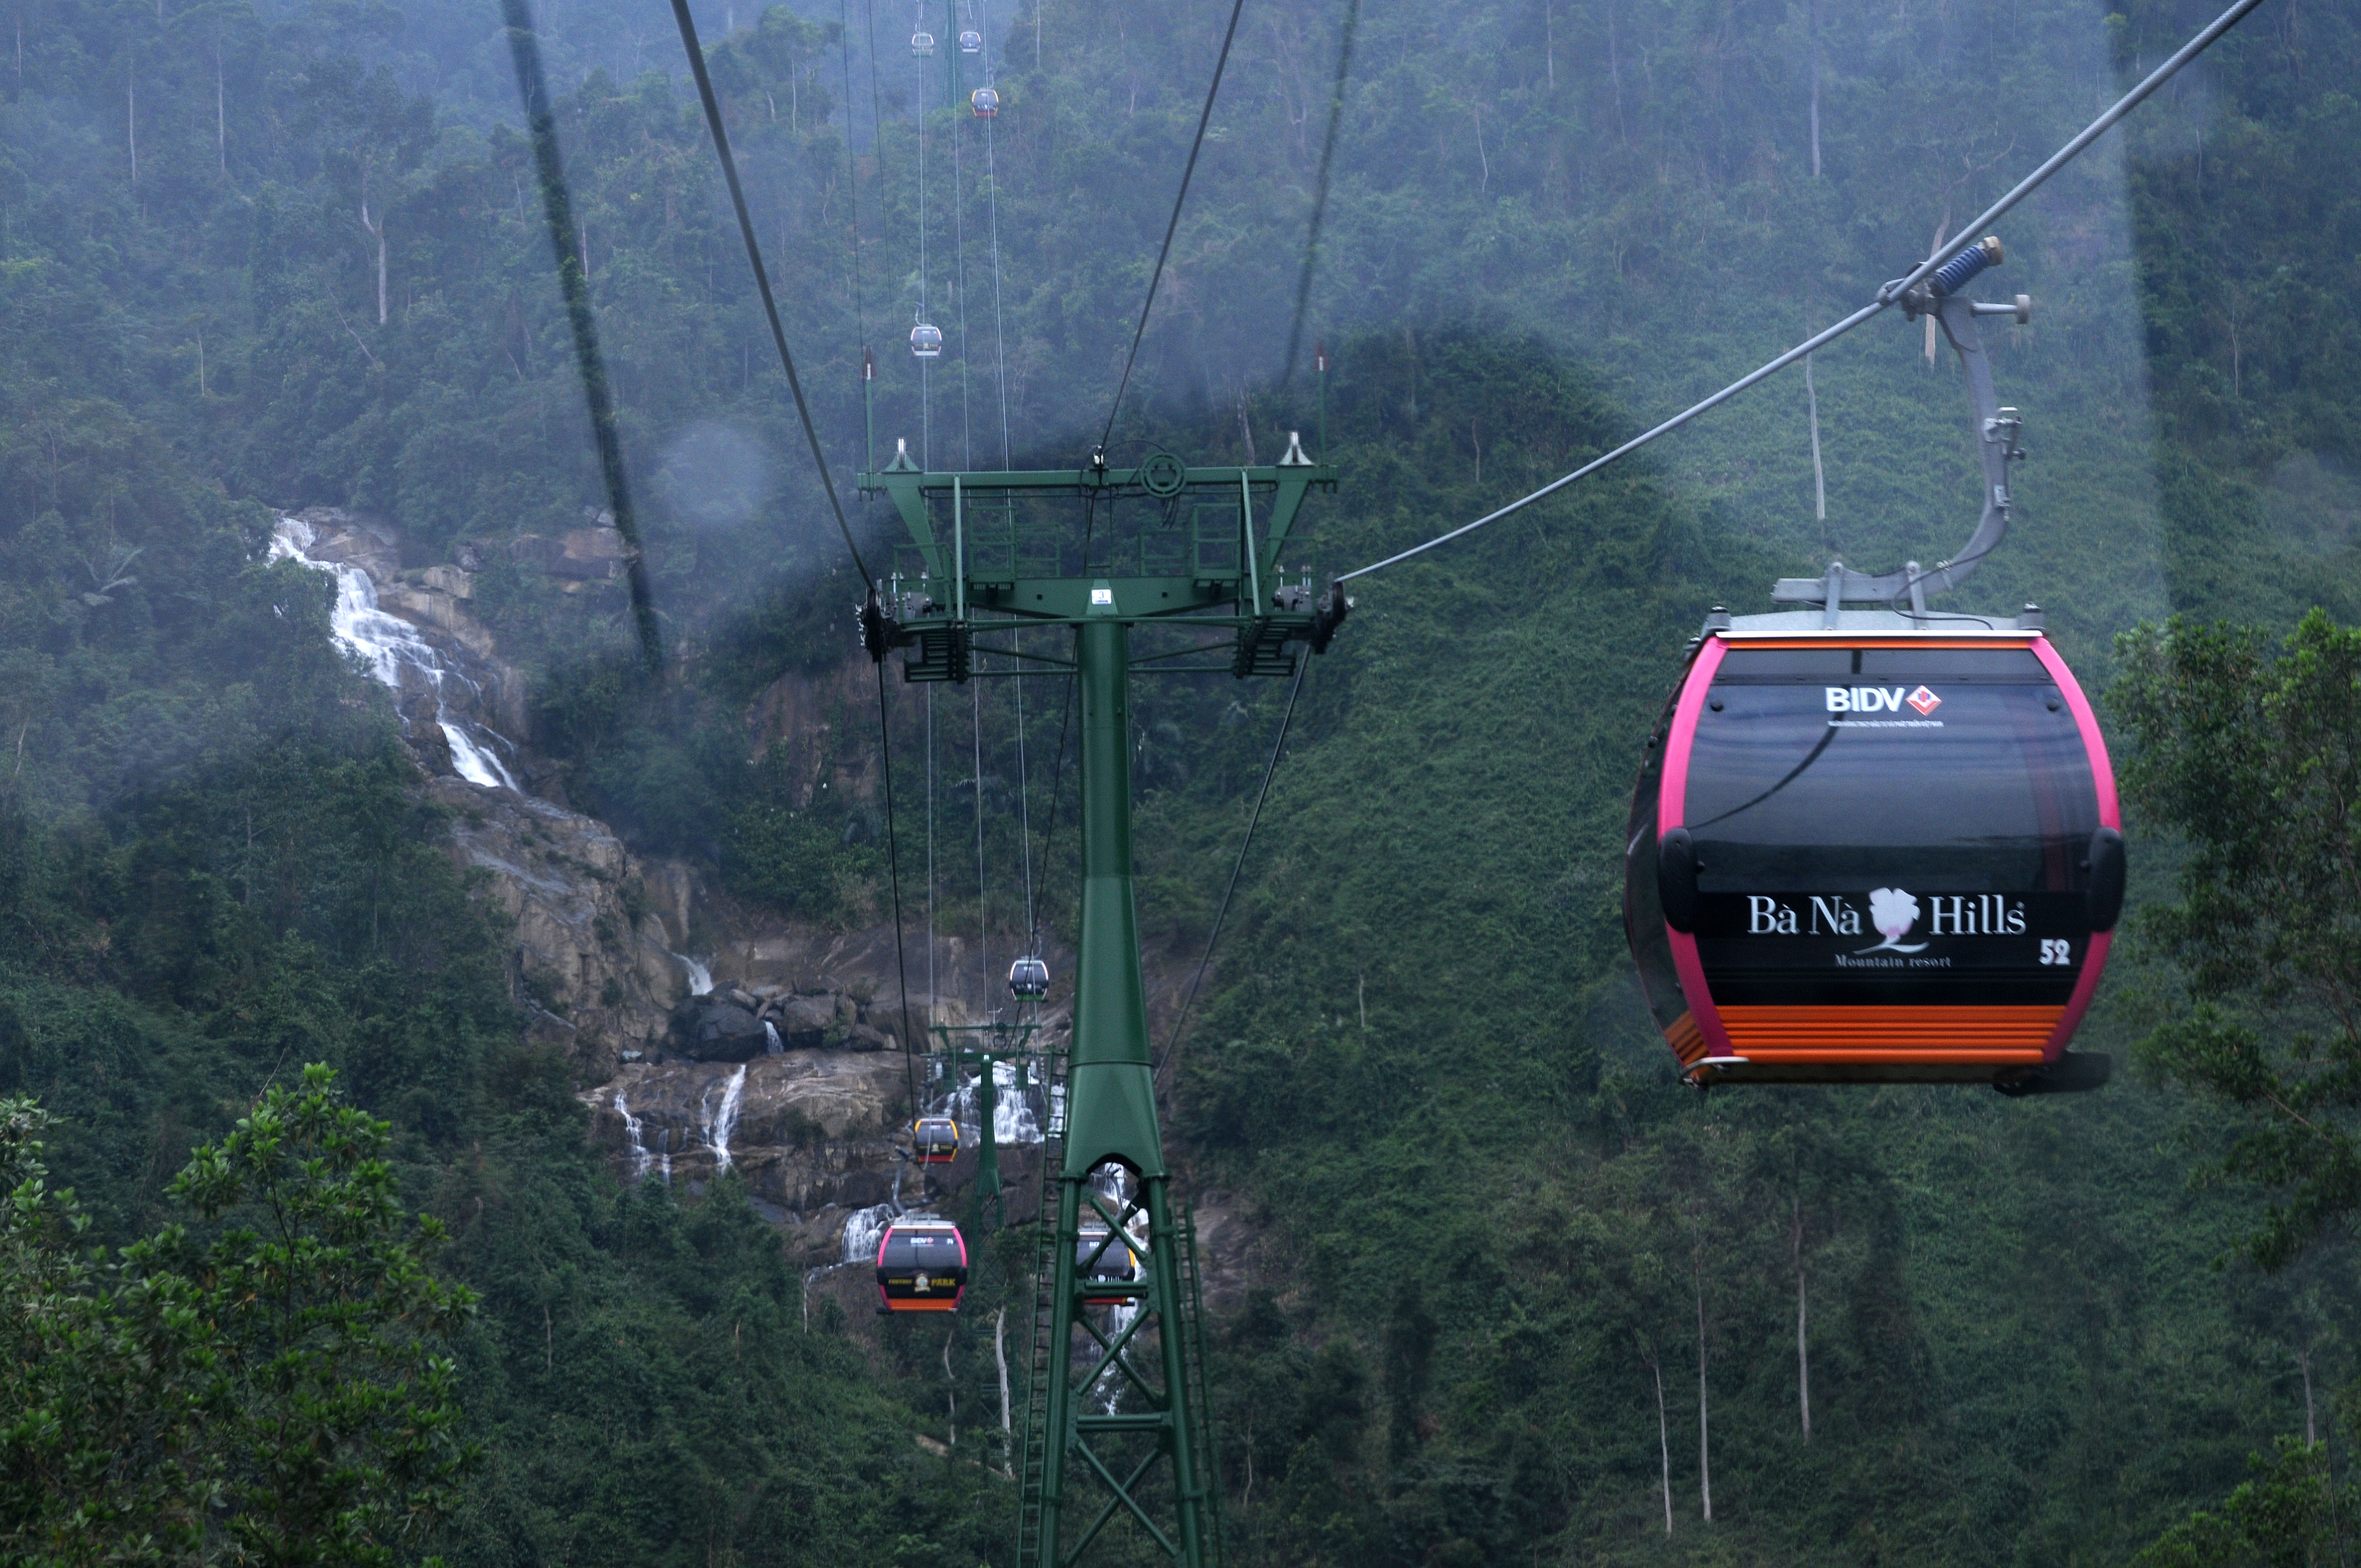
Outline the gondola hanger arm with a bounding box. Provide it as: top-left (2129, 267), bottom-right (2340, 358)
top-left (1332, 0), bottom-right (2272, 589)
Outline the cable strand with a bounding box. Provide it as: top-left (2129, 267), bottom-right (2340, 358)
top-left (1098, 0), bottom-right (1250, 451)
top-left (1334, 0), bottom-right (2268, 585)
top-left (667, 0), bottom-right (874, 591)
top-left (874, 661), bottom-right (923, 1128)
top-left (1277, 0), bottom-right (1359, 391)
top-left (1154, 652), bottom-right (1307, 1085)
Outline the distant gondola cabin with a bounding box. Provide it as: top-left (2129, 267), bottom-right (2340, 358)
top-left (910, 28), bottom-right (934, 55)
top-left (971, 86), bottom-right (1000, 117)
top-left (959, 28), bottom-right (982, 52)
top-left (910, 321), bottom-right (944, 359)
top-left (1075, 1226), bottom-right (1141, 1305)
top-left (913, 1115), bottom-right (960, 1164)
top-left (1625, 628), bottom-right (2123, 1089)
top-left (1008, 955), bottom-right (1047, 998)
top-left (875, 1219), bottom-right (968, 1313)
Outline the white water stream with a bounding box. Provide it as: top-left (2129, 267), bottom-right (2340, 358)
top-left (949, 1060), bottom-right (1046, 1146)
top-left (703, 1065), bottom-right (748, 1172)
top-left (269, 518), bottom-right (521, 791)
top-left (674, 954), bottom-right (714, 995)
top-left (613, 1088), bottom-right (653, 1182)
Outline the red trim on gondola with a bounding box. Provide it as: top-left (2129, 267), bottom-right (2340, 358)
top-left (2030, 637), bottom-right (2118, 1061)
top-left (1661, 637), bottom-right (1734, 1060)
top-left (1650, 631), bottom-right (2118, 1079)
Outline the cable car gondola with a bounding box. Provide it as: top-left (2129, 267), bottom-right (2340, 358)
top-left (910, 28), bottom-right (935, 56)
top-left (1622, 238), bottom-right (2121, 1093)
top-left (875, 1218), bottom-right (969, 1313)
top-left (910, 320), bottom-right (943, 360)
top-left (1008, 954), bottom-right (1048, 998)
top-left (1075, 1225), bottom-right (1140, 1305)
top-left (970, 86), bottom-right (999, 118)
top-left (959, 27), bottom-right (982, 52)
top-left (913, 1114), bottom-right (960, 1164)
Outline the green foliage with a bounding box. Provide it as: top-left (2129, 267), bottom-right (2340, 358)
top-left (2112, 611), bottom-right (2361, 1267)
top-left (2134, 1438), bottom-right (2355, 1568)
top-left (0, 1068), bottom-right (478, 1568)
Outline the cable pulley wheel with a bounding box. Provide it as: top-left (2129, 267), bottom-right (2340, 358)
top-left (1139, 450), bottom-right (1188, 497)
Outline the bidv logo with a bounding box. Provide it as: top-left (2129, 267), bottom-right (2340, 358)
top-left (1825, 685), bottom-right (1944, 715)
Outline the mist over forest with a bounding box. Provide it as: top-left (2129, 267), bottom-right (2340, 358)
top-left (3, 0), bottom-right (2360, 1561)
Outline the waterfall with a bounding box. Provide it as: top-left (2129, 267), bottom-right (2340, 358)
top-left (841, 1202), bottom-right (895, 1264)
top-left (763, 1020), bottom-right (782, 1055)
top-left (703, 1065), bottom-right (748, 1172)
top-left (657, 1128), bottom-right (673, 1183)
top-left (613, 1088), bottom-right (652, 1181)
top-left (674, 954), bottom-right (714, 995)
top-left (269, 518), bottom-right (521, 791)
top-left (949, 1060), bottom-right (1045, 1145)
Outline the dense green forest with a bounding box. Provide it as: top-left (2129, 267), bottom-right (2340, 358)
top-left (4, 0), bottom-right (2361, 1559)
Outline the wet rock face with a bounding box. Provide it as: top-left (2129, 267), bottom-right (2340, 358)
top-left (432, 777), bottom-right (689, 1080)
top-left (670, 995), bottom-right (768, 1061)
top-left (588, 1053), bottom-right (914, 1256)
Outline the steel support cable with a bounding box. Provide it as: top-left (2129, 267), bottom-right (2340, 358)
top-left (917, 28), bottom-right (933, 464)
top-left (840, 0), bottom-right (868, 351)
top-left (1333, 0), bottom-right (2269, 586)
top-left (500, 0), bottom-right (663, 672)
top-left (972, 671), bottom-right (989, 1013)
top-left (976, 6), bottom-right (1035, 959)
top-left (953, 53), bottom-right (974, 467)
top-left (1277, 0), bottom-right (1360, 393)
top-left (1153, 653), bottom-right (1307, 1086)
top-left (667, 0), bottom-right (875, 592)
top-left (875, 661), bottom-right (924, 1121)
top-left (1098, 0), bottom-right (1251, 452)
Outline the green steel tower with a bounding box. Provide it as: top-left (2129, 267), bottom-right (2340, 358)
top-left (859, 439), bottom-right (1346, 1567)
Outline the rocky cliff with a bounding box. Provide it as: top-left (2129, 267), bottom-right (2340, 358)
top-left (275, 508), bottom-right (1069, 1266)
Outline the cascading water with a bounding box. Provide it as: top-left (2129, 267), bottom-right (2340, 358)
top-left (613, 1088), bottom-right (652, 1181)
top-left (674, 954), bottom-right (714, 995)
top-left (841, 1202), bottom-right (895, 1264)
top-left (269, 518), bottom-right (522, 791)
top-left (946, 1062), bottom-right (1047, 1144)
top-left (703, 1064), bottom-right (748, 1172)
top-left (763, 1020), bottom-right (782, 1055)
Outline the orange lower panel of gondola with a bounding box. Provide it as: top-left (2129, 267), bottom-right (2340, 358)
top-left (1699, 1005), bottom-right (2061, 1083)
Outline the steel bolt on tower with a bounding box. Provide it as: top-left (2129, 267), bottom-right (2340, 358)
top-left (859, 437), bottom-right (1347, 1568)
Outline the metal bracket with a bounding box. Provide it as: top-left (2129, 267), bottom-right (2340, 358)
top-left (1772, 282), bottom-right (2029, 616)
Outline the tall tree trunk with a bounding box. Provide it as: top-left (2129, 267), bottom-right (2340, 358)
top-left (1653, 1360), bottom-right (1673, 1535)
top-left (2301, 1344), bottom-right (2317, 1446)
top-left (216, 48), bottom-right (226, 175)
top-left (944, 1330), bottom-right (958, 1450)
top-left (360, 195), bottom-right (388, 326)
top-left (1794, 1193), bottom-right (1813, 1442)
top-left (127, 69), bottom-right (137, 185)
top-left (1808, 0), bottom-right (1821, 178)
top-left (995, 1306), bottom-right (1013, 1476)
top-left (1696, 1253), bottom-right (1712, 1522)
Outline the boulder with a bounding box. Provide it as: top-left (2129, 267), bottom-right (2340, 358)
top-left (671, 995), bottom-right (768, 1061)
top-left (770, 993), bottom-right (841, 1050)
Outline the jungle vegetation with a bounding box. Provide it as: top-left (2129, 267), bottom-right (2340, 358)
top-left (3, 0), bottom-right (2361, 1561)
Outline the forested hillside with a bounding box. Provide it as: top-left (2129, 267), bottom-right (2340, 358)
top-left (3, 0), bottom-right (2360, 1560)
